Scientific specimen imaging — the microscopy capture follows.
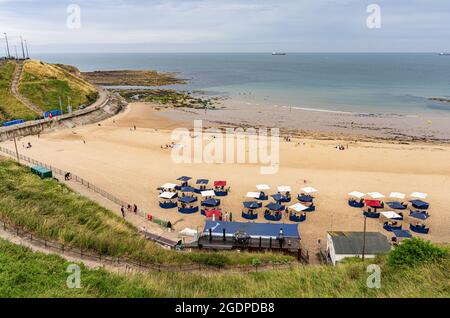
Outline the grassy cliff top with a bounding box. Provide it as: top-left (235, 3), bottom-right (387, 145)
top-left (18, 60), bottom-right (98, 113)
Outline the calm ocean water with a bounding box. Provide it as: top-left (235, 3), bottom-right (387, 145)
top-left (34, 53), bottom-right (450, 116)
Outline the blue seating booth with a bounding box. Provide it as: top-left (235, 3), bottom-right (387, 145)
top-left (2, 119), bottom-right (25, 127)
top-left (363, 210), bottom-right (380, 218)
top-left (213, 180), bottom-right (229, 197)
top-left (298, 194), bottom-right (314, 203)
top-left (176, 176), bottom-right (192, 190)
top-left (158, 191), bottom-right (178, 209)
top-left (271, 193), bottom-right (291, 203)
top-left (409, 210), bottom-right (430, 220)
top-left (386, 202), bottom-right (408, 210)
top-left (410, 223), bottom-right (430, 234)
top-left (410, 200), bottom-right (429, 210)
top-left (383, 221), bottom-right (402, 232)
top-left (392, 229), bottom-right (413, 239)
top-left (264, 202), bottom-right (284, 221)
top-left (201, 198), bottom-right (221, 208)
top-left (289, 214), bottom-right (306, 222)
top-left (178, 196), bottom-right (198, 214)
top-left (348, 199), bottom-right (365, 208)
top-left (242, 201), bottom-right (261, 220)
top-left (195, 179), bottom-right (210, 194)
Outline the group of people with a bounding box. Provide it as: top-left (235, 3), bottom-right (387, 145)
top-left (335, 144), bottom-right (348, 151)
top-left (161, 142), bottom-right (176, 149)
top-left (120, 204), bottom-right (138, 218)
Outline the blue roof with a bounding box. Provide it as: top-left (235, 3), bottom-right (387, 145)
top-left (387, 202), bottom-right (406, 209)
top-left (271, 194), bottom-right (286, 202)
top-left (265, 202), bottom-right (285, 211)
top-left (181, 186), bottom-right (196, 193)
top-left (177, 176), bottom-right (192, 182)
top-left (178, 196), bottom-right (197, 204)
top-left (392, 229), bottom-right (412, 238)
top-left (243, 201), bottom-right (262, 209)
top-left (410, 200), bottom-right (429, 209)
top-left (196, 179), bottom-right (209, 185)
top-left (202, 198), bottom-right (220, 207)
top-left (410, 212), bottom-right (429, 220)
top-left (204, 220), bottom-right (299, 239)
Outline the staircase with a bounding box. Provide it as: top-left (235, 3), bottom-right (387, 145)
top-left (10, 61), bottom-right (43, 115)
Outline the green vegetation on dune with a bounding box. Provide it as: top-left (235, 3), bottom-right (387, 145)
top-left (0, 238), bottom-right (448, 297)
top-left (18, 60), bottom-right (98, 113)
top-left (0, 159), bottom-right (292, 266)
top-left (0, 61), bottom-right (38, 123)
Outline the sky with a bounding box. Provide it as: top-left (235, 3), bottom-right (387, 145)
top-left (0, 0), bottom-right (449, 53)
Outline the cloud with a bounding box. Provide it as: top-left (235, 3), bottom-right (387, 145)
top-left (0, 0), bottom-right (449, 52)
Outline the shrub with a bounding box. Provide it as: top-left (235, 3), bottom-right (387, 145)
top-left (387, 238), bottom-right (447, 267)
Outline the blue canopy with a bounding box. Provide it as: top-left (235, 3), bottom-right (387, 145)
top-left (392, 229), bottom-right (413, 238)
top-left (177, 176), bottom-right (192, 182)
top-left (243, 201), bottom-right (262, 209)
top-left (410, 200), bottom-right (429, 209)
top-left (298, 195), bottom-right (313, 203)
top-left (265, 202), bottom-right (285, 211)
top-left (178, 196), bottom-right (197, 204)
top-left (181, 186), bottom-right (196, 193)
top-left (204, 220), bottom-right (299, 239)
top-left (202, 198), bottom-right (220, 207)
top-left (271, 194), bottom-right (286, 202)
top-left (410, 211), bottom-right (429, 220)
top-left (196, 179), bottom-right (209, 185)
top-left (387, 202), bottom-right (406, 209)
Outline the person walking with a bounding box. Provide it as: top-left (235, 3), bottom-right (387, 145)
top-left (133, 204), bottom-right (138, 214)
top-left (121, 206), bottom-right (125, 218)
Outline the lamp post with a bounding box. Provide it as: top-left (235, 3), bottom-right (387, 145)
top-left (362, 215), bottom-right (367, 261)
top-left (4, 33), bottom-right (10, 59)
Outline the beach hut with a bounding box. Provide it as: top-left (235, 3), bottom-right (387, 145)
top-left (176, 176), bottom-right (192, 189)
top-left (31, 166), bottom-right (53, 179)
top-left (213, 180), bottom-right (229, 196)
top-left (159, 192), bottom-right (178, 209)
top-left (327, 231), bottom-right (391, 265)
top-left (264, 202), bottom-right (284, 221)
top-left (242, 201), bottom-right (262, 220)
top-left (363, 208), bottom-right (380, 219)
top-left (180, 186), bottom-right (197, 197)
top-left (410, 200), bottom-right (429, 210)
top-left (178, 195), bottom-right (198, 204)
top-left (348, 191), bottom-right (366, 208)
top-left (288, 203), bottom-right (308, 222)
top-left (195, 179), bottom-right (209, 193)
top-left (256, 184), bottom-right (270, 200)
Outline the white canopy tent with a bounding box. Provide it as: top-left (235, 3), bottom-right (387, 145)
top-left (389, 192), bottom-right (406, 200)
top-left (380, 211), bottom-right (402, 220)
top-left (410, 192), bottom-right (428, 199)
top-left (348, 191), bottom-right (366, 199)
top-left (288, 203), bottom-right (309, 212)
top-left (246, 192), bottom-right (261, 199)
top-left (160, 183), bottom-right (177, 190)
top-left (159, 192), bottom-right (177, 199)
top-left (201, 190), bottom-right (216, 197)
top-left (277, 185), bottom-right (292, 193)
top-left (368, 192), bottom-right (385, 199)
top-left (301, 187), bottom-right (318, 194)
top-left (256, 184), bottom-right (270, 191)
top-left (179, 228), bottom-right (198, 237)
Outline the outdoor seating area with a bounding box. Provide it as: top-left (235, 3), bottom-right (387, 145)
top-left (348, 190), bottom-right (432, 239)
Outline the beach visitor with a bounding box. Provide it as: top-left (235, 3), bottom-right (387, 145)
top-left (121, 206), bottom-right (125, 218)
top-left (133, 204), bottom-right (138, 214)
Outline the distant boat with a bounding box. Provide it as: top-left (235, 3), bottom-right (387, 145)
top-left (439, 52), bottom-right (450, 56)
top-left (272, 52), bottom-right (287, 56)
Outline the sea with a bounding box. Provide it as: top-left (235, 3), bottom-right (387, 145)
top-left (34, 53), bottom-right (450, 117)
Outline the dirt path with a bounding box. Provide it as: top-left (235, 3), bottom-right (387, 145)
top-left (10, 60), bottom-right (42, 114)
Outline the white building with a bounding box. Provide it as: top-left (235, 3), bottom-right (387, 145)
top-left (327, 231), bottom-right (391, 265)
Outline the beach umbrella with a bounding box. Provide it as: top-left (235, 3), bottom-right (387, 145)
top-left (288, 203), bottom-right (309, 212)
top-left (301, 187), bottom-right (318, 194)
top-left (196, 179), bottom-right (209, 185)
top-left (348, 191), bottom-right (366, 199)
top-left (159, 192), bottom-right (177, 199)
top-left (178, 196), bottom-right (197, 204)
top-left (181, 186), bottom-right (196, 193)
top-left (177, 176), bottom-right (192, 182)
top-left (265, 202), bottom-right (284, 211)
top-left (368, 192), bottom-right (385, 199)
top-left (392, 229), bottom-right (412, 238)
top-left (277, 185), bottom-right (292, 193)
top-left (246, 192), bottom-right (261, 199)
top-left (160, 183), bottom-right (177, 190)
top-left (243, 201), bottom-right (262, 209)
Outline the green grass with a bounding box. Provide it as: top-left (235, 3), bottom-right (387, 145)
top-left (0, 238), bottom-right (448, 297)
top-left (18, 60), bottom-right (98, 112)
top-left (0, 159), bottom-right (292, 266)
top-left (0, 61), bottom-right (38, 123)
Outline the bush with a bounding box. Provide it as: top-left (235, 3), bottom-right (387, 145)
top-left (387, 238), bottom-right (447, 267)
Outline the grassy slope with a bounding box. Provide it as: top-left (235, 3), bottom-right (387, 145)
top-left (0, 159), bottom-right (292, 266)
top-left (18, 60), bottom-right (98, 112)
top-left (0, 61), bottom-right (38, 123)
top-left (0, 238), bottom-right (448, 297)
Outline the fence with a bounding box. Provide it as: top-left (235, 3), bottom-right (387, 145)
top-left (0, 218), bottom-right (296, 273)
top-left (0, 145), bottom-right (169, 229)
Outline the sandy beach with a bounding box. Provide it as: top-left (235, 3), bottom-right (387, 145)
top-left (2, 102), bottom-right (449, 256)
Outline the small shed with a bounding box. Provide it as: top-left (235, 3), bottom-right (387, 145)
top-left (327, 231), bottom-right (391, 265)
top-left (31, 166), bottom-right (53, 179)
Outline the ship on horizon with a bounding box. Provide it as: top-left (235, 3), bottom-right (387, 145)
top-left (439, 52), bottom-right (450, 56)
top-left (272, 52), bottom-right (287, 56)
